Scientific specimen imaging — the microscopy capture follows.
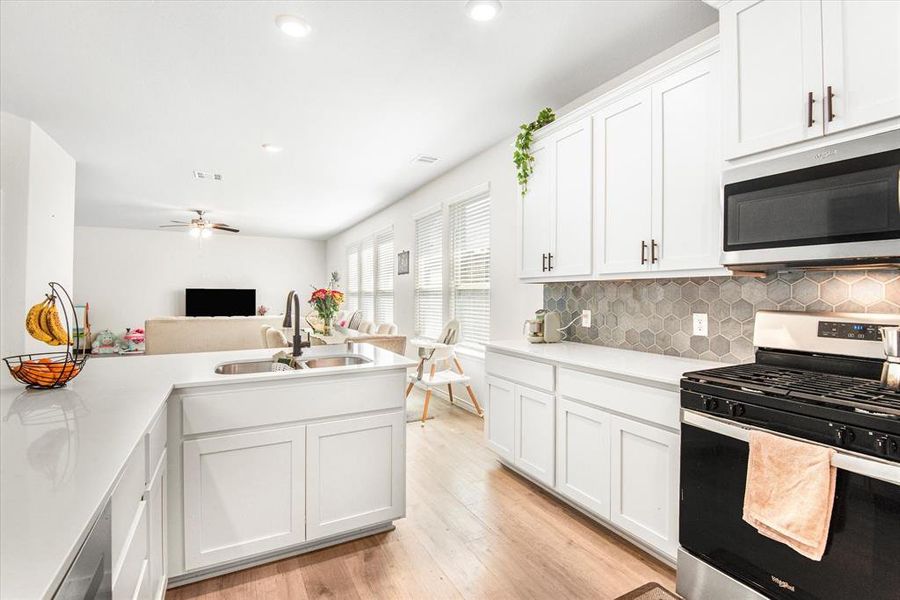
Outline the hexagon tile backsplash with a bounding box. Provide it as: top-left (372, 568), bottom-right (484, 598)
top-left (543, 270), bottom-right (900, 363)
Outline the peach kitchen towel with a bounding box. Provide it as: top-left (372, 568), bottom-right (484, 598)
top-left (742, 430), bottom-right (837, 561)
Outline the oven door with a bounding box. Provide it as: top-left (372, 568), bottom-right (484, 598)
top-left (679, 411), bottom-right (900, 600)
top-left (721, 148), bottom-right (900, 270)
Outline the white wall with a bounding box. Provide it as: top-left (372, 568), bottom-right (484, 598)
top-left (0, 111), bottom-right (76, 357)
top-left (73, 226), bottom-right (326, 333)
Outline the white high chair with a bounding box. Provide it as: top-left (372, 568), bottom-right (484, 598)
top-left (405, 319), bottom-right (484, 424)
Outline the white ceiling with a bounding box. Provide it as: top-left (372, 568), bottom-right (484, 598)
top-left (0, 1), bottom-right (716, 239)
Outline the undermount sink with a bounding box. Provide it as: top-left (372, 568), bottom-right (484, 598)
top-left (297, 355), bottom-right (371, 369)
top-left (214, 360), bottom-right (294, 375)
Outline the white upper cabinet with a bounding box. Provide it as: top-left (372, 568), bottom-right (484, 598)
top-left (651, 55), bottom-right (722, 272)
top-left (721, 0), bottom-right (823, 159)
top-left (549, 118), bottom-right (593, 277)
top-left (821, 0), bottom-right (900, 135)
top-left (594, 90), bottom-right (653, 275)
top-left (518, 118), bottom-right (593, 279)
top-left (721, 0), bottom-right (900, 160)
top-left (519, 138), bottom-right (553, 278)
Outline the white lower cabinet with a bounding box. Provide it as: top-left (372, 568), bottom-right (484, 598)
top-left (306, 412), bottom-right (405, 541)
top-left (182, 425), bottom-right (307, 570)
top-left (514, 385), bottom-right (555, 487)
top-left (609, 414), bottom-right (680, 559)
top-left (555, 398), bottom-right (611, 519)
top-left (486, 376), bottom-right (516, 461)
top-left (146, 452), bottom-right (167, 600)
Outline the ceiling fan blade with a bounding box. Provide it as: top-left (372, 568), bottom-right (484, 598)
top-left (170, 220), bottom-right (190, 224)
top-left (211, 225), bottom-right (240, 233)
top-left (159, 224), bottom-right (188, 228)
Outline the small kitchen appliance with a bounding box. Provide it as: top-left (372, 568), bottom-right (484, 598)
top-left (882, 326), bottom-right (900, 390)
top-left (523, 309), bottom-right (562, 343)
top-left (677, 310), bottom-right (900, 600)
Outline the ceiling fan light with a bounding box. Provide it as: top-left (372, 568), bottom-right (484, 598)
top-left (465, 0), bottom-right (502, 22)
top-left (201, 227), bottom-right (212, 238)
top-left (275, 14), bottom-right (312, 38)
top-left (189, 227), bottom-right (201, 238)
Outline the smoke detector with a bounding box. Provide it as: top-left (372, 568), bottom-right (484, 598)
top-left (411, 154), bottom-right (438, 165)
top-left (192, 170), bottom-right (223, 181)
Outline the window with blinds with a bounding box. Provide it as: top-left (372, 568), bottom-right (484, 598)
top-left (344, 227), bottom-right (393, 324)
top-left (414, 210), bottom-right (444, 339)
top-left (449, 191), bottom-right (491, 351)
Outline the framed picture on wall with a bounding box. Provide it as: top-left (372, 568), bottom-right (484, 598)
top-left (397, 250), bottom-right (410, 275)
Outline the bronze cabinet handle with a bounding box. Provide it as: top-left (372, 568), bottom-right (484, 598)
top-left (651, 239), bottom-right (659, 264)
top-left (548, 253), bottom-right (554, 271)
top-left (827, 85), bottom-right (835, 122)
top-left (641, 240), bottom-right (648, 265)
top-left (541, 253), bottom-right (547, 272)
top-left (808, 91), bottom-right (816, 127)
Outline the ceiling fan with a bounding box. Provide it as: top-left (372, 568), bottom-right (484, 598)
top-left (159, 209), bottom-right (239, 238)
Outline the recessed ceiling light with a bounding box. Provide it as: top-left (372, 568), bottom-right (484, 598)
top-left (275, 14), bottom-right (312, 38)
top-left (261, 144), bottom-right (283, 153)
top-left (465, 0), bottom-right (502, 22)
top-left (411, 154), bottom-right (439, 165)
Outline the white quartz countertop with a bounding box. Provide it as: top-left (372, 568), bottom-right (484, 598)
top-left (0, 343), bottom-right (414, 600)
top-left (485, 339), bottom-right (728, 390)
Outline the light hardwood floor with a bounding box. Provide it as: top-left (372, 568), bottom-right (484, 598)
top-left (167, 393), bottom-right (676, 600)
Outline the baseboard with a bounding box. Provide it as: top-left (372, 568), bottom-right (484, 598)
top-left (167, 522), bottom-right (396, 588)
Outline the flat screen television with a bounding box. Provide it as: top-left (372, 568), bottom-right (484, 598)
top-left (185, 288), bottom-right (256, 317)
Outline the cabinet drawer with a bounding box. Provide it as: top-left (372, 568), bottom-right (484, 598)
top-left (485, 351), bottom-right (554, 392)
top-left (145, 405), bottom-right (167, 484)
top-left (558, 368), bottom-right (679, 430)
top-left (112, 501), bottom-right (147, 600)
top-left (112, 439), bottom-right (146, 571)
top-left (182, 370), bottom-right (404, 435)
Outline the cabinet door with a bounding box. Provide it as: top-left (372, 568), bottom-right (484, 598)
top-left (306, 412), bottom-right (404, 541)
top-left (485, 376), bottom-right (516, 461)
top-left (183, 425), bottom-right (306, 570)
top-left (556, 398), bottom-right (611, 519)
top-left (651, 54), bottom-right (722, 272)
top-left (549, 117), bottom-right (592, 277)
top-left (594, 90), bottom-right (653, 275)
top-left (519, 138), bottom-right (552, 278)
top-left (721, 0), bottom-right (824, 158)
top-left (609, 415), bottom-right (679, 559)
top-left (514, 385), bottom-right (555, 486)
top-left (822, 0), bottom-right (900, 134)
top-left (147, 452), bottom-right (167, 600)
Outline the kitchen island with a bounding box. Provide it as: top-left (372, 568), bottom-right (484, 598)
top-left (0, 343), bottom-right (414, 599)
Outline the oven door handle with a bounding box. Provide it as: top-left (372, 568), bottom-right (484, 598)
top-left (682, 410), bottom-right (900, 486)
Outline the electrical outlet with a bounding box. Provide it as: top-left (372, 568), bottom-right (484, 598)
top-left (581, 310), bottom-right (592, 327)
top-left (692, 313), bottom-right (708, 337)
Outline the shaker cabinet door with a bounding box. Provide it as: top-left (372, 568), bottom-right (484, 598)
top-left (555, 398), bottom-right (611, 519)
top-left (519, 139), bottom-right (553, 278)
top-left (609, 415), bottom-right (679, 559)
top-left (182, 425), bottom-right (307, 570)
top-left (485, 376), bottom-right (516, 461)
top-left (514, 385), bottom-right (555, 487)
top-left (306, 412), bottom-right (404, 541)
top-left (593, 90), bottom-right (653, 275)
top-left (549, 117), bottom-right (593, 277)
top-left (721, 0), bottom-right (824, 158)
top-left (821, 0), bottom-right (900, 134)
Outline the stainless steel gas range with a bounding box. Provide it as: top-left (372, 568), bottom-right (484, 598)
top-left (676, 310), bottom-right (900, 600)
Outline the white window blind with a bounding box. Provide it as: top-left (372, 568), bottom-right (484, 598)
top-left (344, 227), bottom-right (393, 324)
top-left (449, 192), bottom-right (491, 351)
top-left (414, 210), bottom-right (444, 339)
top-left (345, 244), bottom-right (360, 313)
top-left (375, 229), bottom-right (394, 324)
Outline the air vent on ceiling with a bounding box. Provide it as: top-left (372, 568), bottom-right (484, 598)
top-left (411, 154), bottom-right (438, 165)
top-left (192, 170), bottom-right (223, 181)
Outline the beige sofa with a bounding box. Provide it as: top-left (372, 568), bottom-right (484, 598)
top-left (144, 316), bottom-right (288, 355)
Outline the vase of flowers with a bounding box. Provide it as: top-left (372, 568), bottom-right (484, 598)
top-left (308, 273), bottom-right (343, 335)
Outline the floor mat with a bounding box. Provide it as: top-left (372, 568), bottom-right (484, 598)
top-left (615, 582), bottom-right (680, 600)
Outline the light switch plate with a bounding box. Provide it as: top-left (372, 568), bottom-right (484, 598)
top-left (692, 313), bottom-right (708, 337)
top-left (581, 310), bottom-right (591, 327)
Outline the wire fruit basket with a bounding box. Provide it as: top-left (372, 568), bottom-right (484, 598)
top-left (3, 282), bottom-right (88, 389)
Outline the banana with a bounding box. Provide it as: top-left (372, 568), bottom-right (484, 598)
top-left (43, 300), bottom-right (70, 346)
top-left (25, 299), bottom-right (55, 344)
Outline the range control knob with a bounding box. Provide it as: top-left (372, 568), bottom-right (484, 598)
top-left (729, 403), bottom-right (745, 417)
top-left (875, 435), bottom-right (889, 455)
top-left (834, 426), bottom-right (855, 446)
top-left (702, 397), bottom-right (719, 411)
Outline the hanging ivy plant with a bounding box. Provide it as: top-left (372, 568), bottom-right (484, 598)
top-left (513, 107), bottom-right (556, 198)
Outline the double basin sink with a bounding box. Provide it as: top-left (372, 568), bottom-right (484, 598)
top-left (214, 355), bottom-right (370, 375)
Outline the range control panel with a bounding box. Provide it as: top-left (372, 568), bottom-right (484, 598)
top-left (817, 321), bottom-right (886, 341)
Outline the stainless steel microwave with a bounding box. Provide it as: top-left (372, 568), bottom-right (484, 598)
top-left (721, 134), bottom-right (900, 271)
